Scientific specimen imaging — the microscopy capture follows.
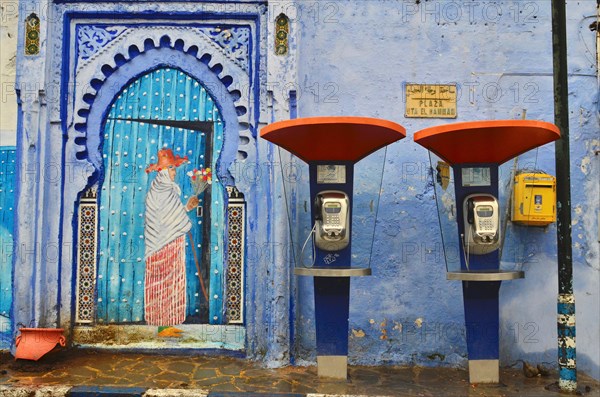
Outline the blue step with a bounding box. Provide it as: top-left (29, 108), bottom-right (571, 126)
top-left (68, 386), bottom-right (147, 396)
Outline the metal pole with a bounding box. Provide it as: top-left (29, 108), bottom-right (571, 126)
top-left (550, 0), bottom-right (577, 392)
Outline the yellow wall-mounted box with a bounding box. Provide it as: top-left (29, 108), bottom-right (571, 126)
top-left (512, 172), bottom-right (556, 226)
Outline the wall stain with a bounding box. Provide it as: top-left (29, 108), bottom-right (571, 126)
top-left (379, 319), bottom-right (387, 340)
top-left (352, 329), bottom-right (365, 338)
top-left (427, 353), bottom-right (446, 361)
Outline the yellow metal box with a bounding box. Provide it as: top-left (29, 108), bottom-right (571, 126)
top-left (512, 172), bottom-right (556, 226)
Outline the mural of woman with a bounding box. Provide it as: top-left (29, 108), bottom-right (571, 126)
top-left (144, 148), bottom-right (198, 333)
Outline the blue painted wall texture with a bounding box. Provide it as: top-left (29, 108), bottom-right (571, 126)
top-left (291, 1), bottom-right (599, 379)
top-left (0, 148), bottom-right (16, 348)
top-left (4, 0), bottom-right (599, 382)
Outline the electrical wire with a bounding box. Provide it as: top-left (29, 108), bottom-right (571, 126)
top-left (277, 146), bottom-right (299, 269)
top-left (429, 152), bottom-right (451, 273)
top-left (513, 147), bottom-right (542, 271)
top-left (367, 147), bottom-right (389, 270)
top-left (500, 156), bottom-right (519, 259)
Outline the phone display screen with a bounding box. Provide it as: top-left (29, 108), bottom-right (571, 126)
top-left (476, 206), bottom-right (493, 217)
top-left (324, 204), bottom-right (341, 213)
top-left (462, 167), bottom-right (491, 187)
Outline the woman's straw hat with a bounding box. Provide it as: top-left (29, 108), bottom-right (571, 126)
top-left (146, 148), bottom-right (188, 173)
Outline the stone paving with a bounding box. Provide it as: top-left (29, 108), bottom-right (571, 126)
top-left (0, 350), bottom-right (599, 396)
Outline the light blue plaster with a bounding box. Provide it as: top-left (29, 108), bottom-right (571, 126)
top-left (291, 0), bottom-right (599, 380)
top-left (6, 0), bottom-right (599, 381)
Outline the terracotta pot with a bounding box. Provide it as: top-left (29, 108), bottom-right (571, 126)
top-left (15, 328), bottom-right (66, 361)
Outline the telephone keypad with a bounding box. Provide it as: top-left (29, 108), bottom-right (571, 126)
top-left (325, 215), bottom-right (340, 226)
top-left (479, 219), bottom-right (494, 231)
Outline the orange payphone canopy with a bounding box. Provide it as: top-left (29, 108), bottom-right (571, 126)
top-left (414, 120), bottom-right (560, 165)
top-left (260, 116), bottom-right (406, 163)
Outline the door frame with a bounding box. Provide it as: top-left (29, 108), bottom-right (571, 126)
top-left (68, 25), bottom-right (255, 348)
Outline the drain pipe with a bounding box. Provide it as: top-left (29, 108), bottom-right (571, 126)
top-left (550, 0), bottom-right (577, 392)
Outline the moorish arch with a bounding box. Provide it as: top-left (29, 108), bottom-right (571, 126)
top-left (69, 28), bottom-right (256, 343)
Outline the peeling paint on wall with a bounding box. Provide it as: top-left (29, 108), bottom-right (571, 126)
top-left (351, 329), bottom-right (365, 338)
top-left (414, 318), bottom-right (423, 328)
top-left (380, 319), bottom-right (388, 341)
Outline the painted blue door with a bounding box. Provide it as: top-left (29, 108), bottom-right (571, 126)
top-left (96, 68), bottom-right (224, 325)
top-left (0, 147), bottom-right (16, 347)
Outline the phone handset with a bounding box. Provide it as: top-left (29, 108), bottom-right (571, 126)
top-left (466, 199), bottom-right (475, 225)
top-left (463, 193), bottom-right (501, 255)
top-left (314, 190), bottom-right (350, 251)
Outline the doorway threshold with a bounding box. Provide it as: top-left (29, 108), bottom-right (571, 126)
top-left (73, 324), bottom-right (245, 352)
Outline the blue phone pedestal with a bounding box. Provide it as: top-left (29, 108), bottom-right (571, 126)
top-left (261, 117), bottom-right (406, 378)
top-left (415, 120), bottom-right (560, 383)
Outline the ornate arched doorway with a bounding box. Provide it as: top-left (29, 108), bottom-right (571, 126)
top-left (96, 67), bottom-right (223, 326)
top-left (68, 23), bottom-right (258, 347)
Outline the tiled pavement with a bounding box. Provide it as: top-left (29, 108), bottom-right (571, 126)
top-left (0, 350), bottom-right (598, 396)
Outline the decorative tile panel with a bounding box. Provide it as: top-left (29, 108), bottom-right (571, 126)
top-left (226, 187), bottom-right (245, 324)
top-left (74, 24), bottom-right (251, 73)
top-left (77, 25), bottom-right (128, 61)
top-left (25, 14), bottom-right (40, 56)
top-left (202, 27), bottom-right (250, 71)
top-left (275, 14), bottom-right (289, 56)
top-left (75, 187), bottom-right (98, 324)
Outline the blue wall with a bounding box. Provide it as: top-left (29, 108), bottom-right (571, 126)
top-left (0, 147), bottom-right (16, 348)
top-left (5, 0), bottom-right (599, 382)
top-left (291, 0), bottom-right (599, 379)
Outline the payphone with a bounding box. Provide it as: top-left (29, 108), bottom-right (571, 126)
top-left (463, 194), bottom-right (501, 255)
top-left (261, 116), bottom-right (406, 379)
top-left (414, 120), bottom-right (561, 384)
top-left (314, 190), bottom-right (350, 251)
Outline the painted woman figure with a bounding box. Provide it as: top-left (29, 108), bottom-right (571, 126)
top-left (144, 148), bottom-right (198, 327)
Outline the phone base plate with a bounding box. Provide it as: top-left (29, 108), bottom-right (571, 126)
top-left (447, 270), bottom-right (524, 281)
top-left (294, 267), bottom-right (371, 277)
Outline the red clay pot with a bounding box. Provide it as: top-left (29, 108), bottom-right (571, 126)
top-left (15, 328), bottom-right (66, 361)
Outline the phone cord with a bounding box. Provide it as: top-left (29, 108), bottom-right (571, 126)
top-left (466, 227), bottom-right (471, 271)
top-left (461, 228), bottom-right (471, 272)
top-left (300, 224), bottom-right (317, 268)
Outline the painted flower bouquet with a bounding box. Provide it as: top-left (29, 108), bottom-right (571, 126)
top-left (187, 167), bottom-right (212, 195)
